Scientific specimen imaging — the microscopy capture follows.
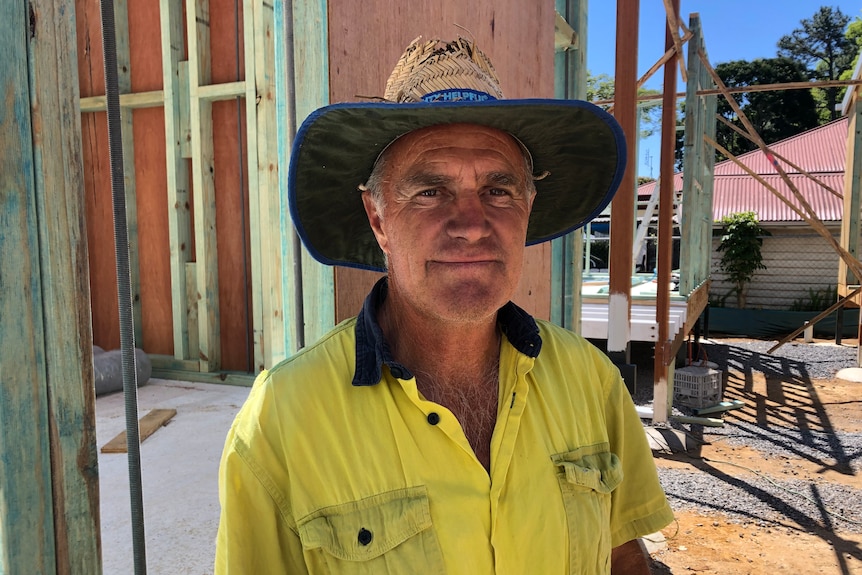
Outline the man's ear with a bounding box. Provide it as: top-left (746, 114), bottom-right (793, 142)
top-left (361, 192), bottom-right (389, 254)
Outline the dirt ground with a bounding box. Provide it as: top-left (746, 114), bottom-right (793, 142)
top-left (648, 347), bottom-right (862, 574)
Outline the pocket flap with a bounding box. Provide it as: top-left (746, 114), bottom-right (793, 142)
top-left (297, 486), bottom-right (432, 561)
top-left (553, 445), bottom-right (623, 494)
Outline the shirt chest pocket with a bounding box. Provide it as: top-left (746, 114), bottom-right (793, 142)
top-left (552, 445), bottom-right (623, 575)
top-left (296, 486), bottom-right (446, 575)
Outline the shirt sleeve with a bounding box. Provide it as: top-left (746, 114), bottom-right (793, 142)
top-left (215, 404), bottom-right (309, 573)
top-left (601, 357), bottom-right (675, 547)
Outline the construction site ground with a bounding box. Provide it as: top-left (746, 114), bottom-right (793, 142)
top-left (97, 338), bottom-right (862, 574)
top-left (648, 338), bottom-right (862, 574)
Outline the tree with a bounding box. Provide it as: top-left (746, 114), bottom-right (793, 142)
top-left (778, 6), bottom-right (856, 121)
top-left (716, 212), bottom-right (770, 309)
top-left (587, 72), bottom-right (662, 138)
top-left (713, 58), bottom-right (819, 161)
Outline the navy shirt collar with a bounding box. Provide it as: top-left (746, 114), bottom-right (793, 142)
top-left (352, 277), bottom-right (543, 387)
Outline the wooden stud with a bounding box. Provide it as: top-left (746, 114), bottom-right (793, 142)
top-left (244, 0), bottom-right (266, 371)
top-left (101, 409), bottom-right (178, 453)
top-left (79, 89), bottom-right (165, 112)
top-left (113, 0), bottom-right (144, 347)
top-left (186, 0), bottom-right (221, 372)
top-left (160, 0), bottom-right (193, 360)
top-left (254, 0), bottom-right (285, 368)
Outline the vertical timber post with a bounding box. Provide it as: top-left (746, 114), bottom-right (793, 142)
top-left (551, 0), bottom-right (588, 331)
top-left (1, 0), bottom-right (102, 572)
top-left (653, 0), bottom-right (681, 424)
top-left (609, 0), bottom-right (639, 391)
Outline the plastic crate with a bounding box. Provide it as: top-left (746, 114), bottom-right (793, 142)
top-left (673, 364), bottom-right (722, 408)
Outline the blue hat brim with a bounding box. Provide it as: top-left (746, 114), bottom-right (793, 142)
top-left (288, 98), bottom-right (626, 272)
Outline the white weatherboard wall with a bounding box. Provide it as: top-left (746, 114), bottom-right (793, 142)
top-left (710, 226), bottom-right (842, 310)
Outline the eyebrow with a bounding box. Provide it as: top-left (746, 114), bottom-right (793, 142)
top-left (399, 170), bottom-right (522, 189)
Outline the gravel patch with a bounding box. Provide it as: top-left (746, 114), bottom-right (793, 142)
top-left (642, 338), bottom-right (862, 533)
top-left (658, 467), bottom-right (862, 533)
top-left (698, 338), bottom-right (859, 381)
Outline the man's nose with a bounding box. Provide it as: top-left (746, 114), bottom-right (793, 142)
top-left (445, 194), bottom-right (490, 241)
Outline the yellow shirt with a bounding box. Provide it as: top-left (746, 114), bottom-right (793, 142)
top-left (216, 281), bottom-right (673, 574)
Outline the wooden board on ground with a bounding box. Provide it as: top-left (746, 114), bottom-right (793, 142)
top-left (101, 409), bottom-right (177, 453)
top-left (692, 400), bottom-right (745, 416)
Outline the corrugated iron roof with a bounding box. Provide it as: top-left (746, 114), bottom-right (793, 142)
top-left (635, 117), bottom-right (849, 223)
top-left (714, 117), bottom-right (847, 176)
top-left (711, 174), bottom-right (844, 222)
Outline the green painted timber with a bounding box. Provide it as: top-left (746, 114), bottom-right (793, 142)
top-left (276, 0), bottom-right (335, 356)
top-left (679, 15), bottom-right (715, 297)
top-left (840, 102), bottom-right (862, 286)
top-left (551, 0), bottom-right (587, 331)
top-left (1, 0), bottom-right (101, 571)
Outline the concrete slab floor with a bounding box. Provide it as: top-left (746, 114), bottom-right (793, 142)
top-left (97, 378), bottom-right (250, 575)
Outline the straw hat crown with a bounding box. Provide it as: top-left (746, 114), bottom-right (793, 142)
top-left (384, 36), bottom-right (504, 103)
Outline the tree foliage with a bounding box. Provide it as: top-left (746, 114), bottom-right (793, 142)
top-left (778, 6), bottom-right (855, 121)
top-left (587, 72), bottom-right (662, 138)
top-left (716, 212), bottom-right (770, 309)
top-left (712, 58), bottom-right (820, 161)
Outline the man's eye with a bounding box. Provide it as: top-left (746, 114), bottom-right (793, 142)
top-left (418, 189), bottom-right (438, 197)
top-left (489, 188), bottom-right (510, 196)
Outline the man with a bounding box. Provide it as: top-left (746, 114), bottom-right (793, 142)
top-left (216, 37), bottom-right (674, 574)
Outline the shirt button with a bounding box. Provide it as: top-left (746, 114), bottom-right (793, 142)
top-left (358, 528), bottom-right (373, 546)
top-left (427, 412), bottom-right (440, 425)
top-left (390, 366), bottom-right (404, 379)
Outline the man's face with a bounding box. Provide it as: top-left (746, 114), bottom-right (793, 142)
top-left (362, 123), bottom-right (535, 325)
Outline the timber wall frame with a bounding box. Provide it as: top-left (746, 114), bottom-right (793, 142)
top-left (79, 0), bottom-right (284, 380)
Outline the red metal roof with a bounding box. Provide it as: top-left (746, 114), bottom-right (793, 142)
top-left (637, 117), bottom-right (848, 223)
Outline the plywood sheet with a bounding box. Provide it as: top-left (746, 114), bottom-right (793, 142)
top-left (330, 0), bottom-right (555, 321)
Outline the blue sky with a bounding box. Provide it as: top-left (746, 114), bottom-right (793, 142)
top-left (586, 1), bottom-right (862, 176)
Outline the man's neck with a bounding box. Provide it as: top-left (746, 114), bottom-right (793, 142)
top-left (378, 296), bottom-right (501, 387)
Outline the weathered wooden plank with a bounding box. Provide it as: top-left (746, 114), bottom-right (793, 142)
top-left (692, 400), bottom-right (745, 416)
top-left (187, 0), bottom-right (221, 371)
top-left (114, 0), bottom-right (144, 346)
top-left (160, 0), bottom-right (193, 360)
top-left (101, 409), bottom-right (178, 453)
top-left (0, 4), bottom-right (57, 570)
top-left (2, 0), bottom-right (101, 571)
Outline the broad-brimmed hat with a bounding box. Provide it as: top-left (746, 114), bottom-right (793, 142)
top-left (288, 36), bottom-right (626, 272)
